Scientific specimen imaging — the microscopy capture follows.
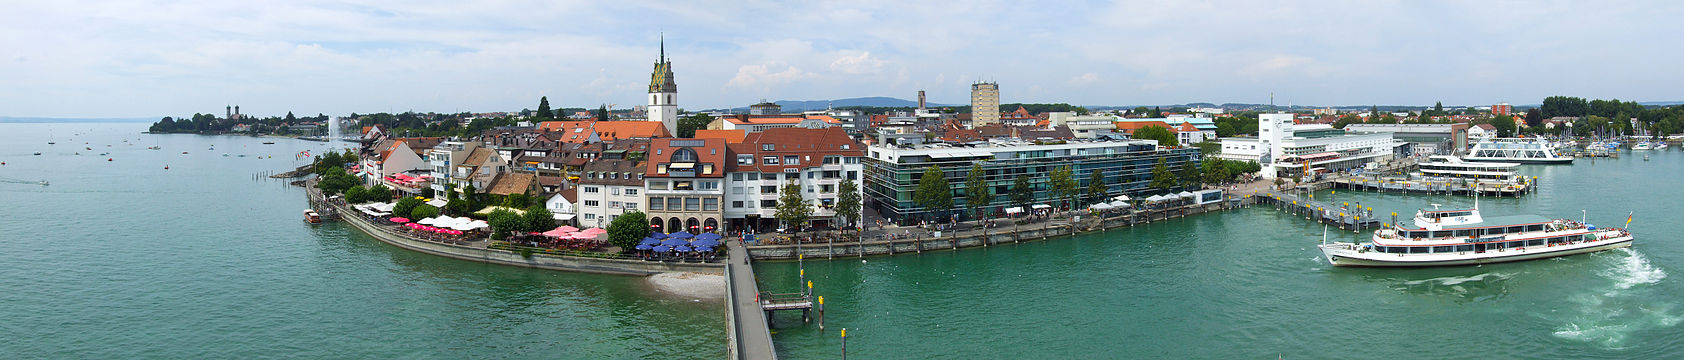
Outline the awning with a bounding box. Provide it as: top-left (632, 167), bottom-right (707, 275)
top-left (1090, 203), bottom-right (1114, 210)
top-left (1111, 195), bottom-right (1131, 202)
top-left (552, 214), bottom-right (576, 220)
top-left (425, 199), bottom-right (448, 207)
top-left (667, 162), bottom-right (694, 169)
top-left (1031, 204), bottom-right (1051, 209)
top-left (1005, 207), bottom-right (1023, 214)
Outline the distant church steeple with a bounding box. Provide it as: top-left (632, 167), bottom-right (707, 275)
top-left (647, 34), bottom-right (678, 136)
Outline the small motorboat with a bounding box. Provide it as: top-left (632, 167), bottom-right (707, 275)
top-left (107, 158), bottom-right (113, 162)
top-left (164, 165), bottom-right (170, 170)
top-left (40, 180), bottom-right (49, 186)
top-left (262, 141), bottom-right (275, 145)
top-left (33, 152), bottom-right (42, 155)
top-left (304, 209), bottom-right (322, 224)
top-left (181, 152), bottom-right (188, 154)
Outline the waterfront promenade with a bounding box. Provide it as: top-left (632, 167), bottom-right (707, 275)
top-left (725, 241), bottom-right (779, 360)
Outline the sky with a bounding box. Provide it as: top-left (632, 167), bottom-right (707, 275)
top-left (4, 0), bottom-right (1683, 118)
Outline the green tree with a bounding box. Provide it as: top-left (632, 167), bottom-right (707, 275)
top-left (1178, 159), bottom-right (1201, 188)
top-left (1524, 109), bottom-right (1543, 128)
top-left (596, 105), bottom-right (610, 121)
top-left (522, 205), bottom-right (555, 232)
top-left (1432, 101), bottom-right (1444, 117)
top-left (1011, 175), bottom-right (1033, 208)
top-left (367, 184), bottom-right (392, 203)
top-left (486, 209), bottom-right (523, 240)
top-left (314, 167), bottom-right (360, 195)
top-left (1201, 159), bottom-right (1230, 184)
top-left (835, 178), bottom-right (861, 230)
top-left (1149, 158), bottom-right (1177, 191)
top-left (606, 211), bottom-right (650, 252)
top-left (1085, 168), bottom-right (1107, 204)
top-left (964, 164), bottom-right (993, 221)
top-left (1132, 125), bottom-right (1181, 147)
top-left (1332, 114), bottom-right (1363, 129)
top-left (1541, 96), bottom-right (1589, 118)
top-left (1491, 115), bottom-right (1518, 137)
top-left (409, 204), bottom-right (440, 220)
top-left (536, 96), bottom-right (554, 119)
top-left (393, 197), bottom-right (423, 218)
top-left (913, 166), bottom-right (954, 223)
top-left (344, 186), bottom-right (369, 203)
top-left (1151, 106), bottom-right (1163, 118)
top-left (677, 113), bottom-right (714, 138)
top-left (1049, 166), bottom-right (1076, 210)
top-left (775, 181), bottom-right (812, 232)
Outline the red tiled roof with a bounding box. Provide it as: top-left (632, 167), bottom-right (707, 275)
top-left (646, 138), bottom-right (727, 178)
top-left (537, 121), bottom-right (670, 143)
top-left (731, 127), bottom-right (863, 173)
top-left (693, 129), bottom-right (747, 144)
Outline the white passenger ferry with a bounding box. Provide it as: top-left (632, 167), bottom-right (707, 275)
top-left (1418, 155), bottom-right (1521, 182)
top-left (1463, 137), bottom-right (1575, 164)
top-left (1317, 205), bottom-right (1632, 267)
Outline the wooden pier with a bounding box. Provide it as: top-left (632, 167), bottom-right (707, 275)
top-left (1332, 176), bottom-right (1533, 197)
top-left (1256, 190), bottom-right (1384, 231)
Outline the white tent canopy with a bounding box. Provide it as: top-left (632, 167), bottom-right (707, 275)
top-left (1090, 203), bottom-right (1114, 210)
top-left (1112, 195), bottom-right (1131, 202)
top-left (1177, 191), bottom-right (1196, 198)
top-left (1031, 204), bottom-right (1051, 210)
top-left (1108, 200), bottom-right (1130, 208)
top-left (1145, 195), bottom-right (1164, 202)
top-left (1005, 207), bottom-right (1024, 214)
top-left (425, 198), bottom-right (448, 208)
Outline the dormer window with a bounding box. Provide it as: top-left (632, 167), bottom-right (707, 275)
top-left (672, 148), bottom-right (698, 162)
top-left (762, 144), bottom-right (775, 151)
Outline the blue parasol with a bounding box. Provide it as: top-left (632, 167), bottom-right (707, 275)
top-left (675, 245), bottom-right (692, 252)
top-left (634, 244), bottom-right (654, 250)
top-left (639, 237), bottom-right (661, 246)
top-left (653, 245), bottom-right (671, 252)
top-left (695, 246), bottom-right (714, 252)
top-left (694, 233), bottom-right (722, 241)
top-left (691, 238), bottom-right (720, 247)
top-left (667, 231), bottom-right (693, 239)
top-left (661, 238), bottom-right (689, 247)
top-left (649, 232), bottom-right (667, 239)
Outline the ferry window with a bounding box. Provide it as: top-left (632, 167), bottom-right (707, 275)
top-left (1430, 231), bottom-right (1449, 238)
top-left (1455, 245), bottom-right (1474, 252)
top-left (1432, 246), bottom-right (1453, 253)
top-left (1489, 242), bottom-right (1504, 250)
top-left (1453, 229), bottom-right (1472, 237)
top-left (1527, 239), bottom-right (1544, 247)
top-left (1486, 227), bottom-right (1505, 235)
top-left (1526, 225), bottom-right (1543, 232)
top-left (1409, 247), bottom-right (1428, 254)
top-left (1373, 246), bottom-right (1386, 253)
top-left (1508, 241), bottom-right (1524, 248)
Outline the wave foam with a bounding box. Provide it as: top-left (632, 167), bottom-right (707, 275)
top-left (1607, 248), bottom-right (1665, 290)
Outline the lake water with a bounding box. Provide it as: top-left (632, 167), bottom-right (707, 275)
top-left (6, 122), bottom-right (1680, 359)
top-left (0, 123), bottom-right (725, 359)
top-left (759, 145), bottom-right (1684, 358)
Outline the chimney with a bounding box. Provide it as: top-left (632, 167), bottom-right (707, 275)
top-left (917, 90), bottom-right (926, 110)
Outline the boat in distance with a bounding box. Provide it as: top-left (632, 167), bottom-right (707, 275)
top-left (1462, 137), bottom-right (1575, 164)
top-left (1318, 205), bottom-right (1632, 267)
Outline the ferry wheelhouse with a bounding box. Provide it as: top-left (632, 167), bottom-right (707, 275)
top-left (1463, 137), bottom-right (1574, 164)
top-left (1317, 206), bottom-right (1632, 267)
top-left (1418, 155), bottom-right (1521, 182)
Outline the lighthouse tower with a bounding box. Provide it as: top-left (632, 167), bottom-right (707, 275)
top-left (647, 36), bottom-right (678, 136)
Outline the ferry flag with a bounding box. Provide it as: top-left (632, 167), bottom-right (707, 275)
top-left (1626, 212), bottom-right (1633, 225)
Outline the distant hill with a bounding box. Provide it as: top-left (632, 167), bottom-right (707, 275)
top-left (712, 97), bottom-right (954, 113)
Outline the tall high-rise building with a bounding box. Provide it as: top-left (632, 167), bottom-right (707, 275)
top-left (970, 82), bottom-right (999, 127)
top-left (647, 37), bottom-right (678, 136)
top-left (917, 90), bottom-right (926, 110)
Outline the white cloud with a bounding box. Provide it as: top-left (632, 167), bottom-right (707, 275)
top-left (829, 51), bottom-right (887, 74)
top-left (1068, 73), bottom-right (1100, 85)
top-left (725, 63), bottom-right (816, 89)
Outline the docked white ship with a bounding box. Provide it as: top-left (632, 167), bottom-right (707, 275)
top-left (1463, 137), bottom-right (1575, 164)
top-left (1417, 155), bottom-right (1522, 182)
top-left (1317, 206), bottom-right (1632, 267)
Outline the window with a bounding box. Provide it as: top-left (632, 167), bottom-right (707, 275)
top-left (700, 181), bottom-right (719, 190)
top-left (824, 156), bottom-right (841, 164)
top-left (672, 148), bottom-right (698, 162)
top-left (626, 202), bottom-right (638, 211)
top-left (732, 201), bottom-right (744, 208)
top-left (584, 213), bottom-right (595, 220)
top-left (583, 187), bottom-right (599, 193)
top-left (760, 200), bottom-right (777, 207)
top-left (761, 173), bottom-right (778, 180)
top-left (667, 197), bottom-right (681, 210)
top-left (625, 189), bottom-right (638, 196)
top-left (702, 163), bottom-right (714, 175)
top-left (821, 184), bottom-right (834, 193)
top-left (762, 144), bottom-right (775, 151)
top-left (808, 172), bottom-right (816, 179)
top-left (823, 170), bottom-right (840, 179)
top-left (673, 181), bottom-right (693, 190)
top-left (761, 186), bottom-right (777, 194)
top-left (703, 198), bottom-right (718, 211)
top-left (649, 197), bottom-right (664, 210)
top-left (732, 187), bottom-right (744, 194)
top-left (738, 155), bottom-right (753, 165)
top-left (732, 173), bottom-right (743, 181)
top-left (763, 156), bottom-right (779, 165)
top-left (684, 198), bottom-right (701, 211)
top-left (608, 201), bottom-right (621, 209)
top-left (657, 164), bottom-right (667, 174)
top-left (785, 156), bottom-right (799, 165)
top-left (649, 181), bottom-right (668, 190)
top-left (611, 188), bottom-right (619, 195)
top-left (583, 200), bottom-right (600, 207)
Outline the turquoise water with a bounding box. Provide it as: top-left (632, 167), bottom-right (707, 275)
top-left (0, 123), bottom-right (724, 359)
top-left (762, 148), bottom-right (1684, 358)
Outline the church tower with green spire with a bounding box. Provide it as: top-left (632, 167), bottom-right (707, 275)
top-left (648, 35), bottom-right (678, 136)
